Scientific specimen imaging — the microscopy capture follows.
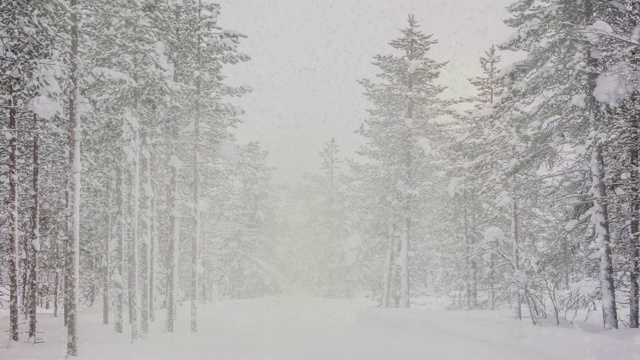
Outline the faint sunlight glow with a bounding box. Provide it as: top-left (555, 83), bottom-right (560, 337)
top-left (219, 0), bottom-right (514, 182)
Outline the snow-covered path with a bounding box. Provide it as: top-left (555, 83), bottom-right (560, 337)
top-left (2, 296), bottom-right (640, 359)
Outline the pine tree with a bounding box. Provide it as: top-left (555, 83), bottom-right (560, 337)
top-left (452, 45), bottom-right (503, 310)
top-left (500, 0), bottom-right (623, 330)
top-left (357, 15), bottom-right (449, 308)
top-left (1, 0), bottom-right (60, 342)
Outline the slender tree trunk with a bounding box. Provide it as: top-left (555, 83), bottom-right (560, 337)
top-left (389, 225), bottom-right (402, 307)
top-left (628, 117), bottom-right (639, 328)
top-left (464, 200), bottom-right (471, 310)
top-left (630, 191), bottom-right (639, 328)
top-left (167, 6), bottom-right (181, 333)
top-left (141, 128), bottom-right (151, 335)
top-left (201, 267), bottom-right (206, 302)
top-left (127, 172), bottom-right (133, 325)
top-left (66, 0), bottom-right (81, 353)
top-left (129, 22), bottom-right (142, 340)
top-left (28, 115), bottom-right (40, 342)
top-left (64, 172), bottom-right (69, 328)
top-left (89, 243), bottom-right (96, 306)
top-left (490, 237), bottom-right (497, 310)
top-left (22, 226), bottom-right (29, 314)
top-left (512, 194), bottom-right (521, 320)
top-left (8, 95), bottom-right (19, 342)
top-left (129, 162), bottom-right (139, 341)
top-left (510, 122), bottom-right (522, 321)
top-left (103, 195), bottom-right (111, 325)
top-left (115, 166), bottom-right (124, 333)
top-left (191, 0), bottom-right (203, 333)
top-left (53, 233), bottom-right (59, 318)
top-left (149, 196), bottom-right (156, 322)
top-left (471, 213), bottom-right (478, 308)
top-left (167, 155), bottom-right (179, 333)
top-left (631, 216), bottom-right (640, 328)
top-left (399, 217), bottom-right (410, 308)
top-left (525, 288), bottom-right (538, 325)
top-left (381, 225), bottom-right (394, 308)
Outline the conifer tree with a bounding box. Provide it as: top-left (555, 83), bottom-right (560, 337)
top-left (357, 15), bottom-right (449, 308)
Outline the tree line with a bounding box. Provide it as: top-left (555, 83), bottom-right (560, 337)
top-left (345, 1), bottom-right (640, 332)
top-left (0, 0), bottom-right (283, 356)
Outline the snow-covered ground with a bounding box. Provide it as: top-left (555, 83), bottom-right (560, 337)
top-left (1, 295), bottom-right (640, 359)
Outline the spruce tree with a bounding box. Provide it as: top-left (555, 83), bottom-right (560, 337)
top-left (357, 15), bottom-right (449, 308)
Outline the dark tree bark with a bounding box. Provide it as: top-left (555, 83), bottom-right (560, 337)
top-left (628, 116), bottom-right (639, 328)
top-left (28, 115), bottom-right (40, 342)
top-left (66, 0), bottom-right (81, 354)
top-left (8, 95), bottom-right (19, 342)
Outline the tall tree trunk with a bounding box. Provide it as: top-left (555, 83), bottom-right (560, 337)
top-left (141, 129), bottom-right (151, 334)
top-left (64, 173), bottom-right (69, 327)
top-left (389, 224), bottom-right (402, 307)
top-left (381, 225), bottom-right (394, 308)
top-left (584, 0), bottom-right (618, 332)
top-left (628, 116), bottom-right (639, 328)
top-left (512, 193), bottom-right (521, 320)
top-left (590, 142), bottom-right (618, 330)
top-left (53, 231), bottom-right (60, 318)
top-left (166, 6), bottom-right (181, 333)
top-left (129, 20), bottom-right (141, 340)
top-left (103, 192), bottom-right (111, 325)
top-left (631, 240), bottom-right (640, 327)
top-left (471, 213), bottom-right (478, 308)
top-left (191, 0), bottom-right (202, 333)
top-left (464, 200), bottom-right (471, 310)
top-left (167, 146), bottom-right (179, 333)
top-left (22, 224), bottom-right (29, 314)
top-left (8, 94), bottom-right (19, 342)
top-left (28, 115), bottom-right (40, 342)
top-left (129, 161), bottom-right (139, 341)
top-left (510, 119), bottom-right (522, 321)
top-left (399, 217), bottom-right (410, 308)
top-left (525, 288), bottom-right (538, 325)
top-left (115, 165), bottom-right (124, 333)
top-left (630, 195), bottom-right (639, 329)
top-left (149, 196), bottom-right (156, 322)
top-left (128, 172), bottom-right (133, 325)
top-left (66, 0), bottom-right (81, 353)
top-left (490, 237), bottom-right (497, 310)
top-left (89, 243), bottom-right (96, 306)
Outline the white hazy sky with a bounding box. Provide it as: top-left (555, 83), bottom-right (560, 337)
top-left (218, 0), bottom-right (515, 182)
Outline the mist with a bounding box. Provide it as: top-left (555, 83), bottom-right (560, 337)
top-left (1, 0), bottom-right (640, 359)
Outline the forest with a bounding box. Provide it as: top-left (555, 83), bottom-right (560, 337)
top-left (2, 0), bottom-right (640, 358)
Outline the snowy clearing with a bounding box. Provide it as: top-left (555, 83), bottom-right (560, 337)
top-left (2, 296), bottom-right (639, 359)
